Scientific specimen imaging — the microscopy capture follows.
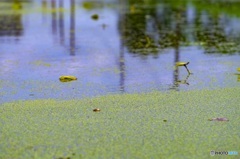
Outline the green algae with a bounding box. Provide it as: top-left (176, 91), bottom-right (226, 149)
top-left (30, 60), bottom-right (51, 67)
top-left (0, 87), bottom-right (239, 159)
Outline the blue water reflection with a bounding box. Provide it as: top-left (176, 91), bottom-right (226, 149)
top-left (0, 0), bottom-right (239, 104)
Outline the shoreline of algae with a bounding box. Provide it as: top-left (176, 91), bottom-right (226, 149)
top-left (0, 87), bottom-right (240, 159)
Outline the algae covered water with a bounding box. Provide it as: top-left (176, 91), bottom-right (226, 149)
top-left (1, 87), bottom-right (240, 158)
top-left (0, 1), bottom-right (240, 159)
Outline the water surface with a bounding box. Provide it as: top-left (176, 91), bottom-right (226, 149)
top-left (0, 0), bottom-right (240, 103)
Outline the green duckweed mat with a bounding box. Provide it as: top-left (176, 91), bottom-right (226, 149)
top-left (0, 87), bottom-right (239, 159)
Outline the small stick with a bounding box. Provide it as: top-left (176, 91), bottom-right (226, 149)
top-left (184, 65), bottom-right (191, 74)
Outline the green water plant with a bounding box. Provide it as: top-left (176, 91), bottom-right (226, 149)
top-left (59, 75), bottom-right (77, 82)
top-left (175, 62), bottom-right (191, 74)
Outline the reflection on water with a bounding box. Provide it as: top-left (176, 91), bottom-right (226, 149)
top-left (0, 0), bottom-right (240, 103)
top-left (70, 0), bottom-right (76, 55)
top-left (0, 0), bottom-right (23, 37)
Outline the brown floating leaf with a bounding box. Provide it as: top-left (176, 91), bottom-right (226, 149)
top-left (208, 117), bottom-right (229, 121)
top-left (93, 108), bottom-right (100, 112)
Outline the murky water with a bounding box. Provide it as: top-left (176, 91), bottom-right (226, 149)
top-left (0, 0), bottom-right (239, 103)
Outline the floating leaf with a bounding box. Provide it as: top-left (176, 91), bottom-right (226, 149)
top-left (93, 108), bottom-right (101, 112)
top-left (208, 117), bottom-right (229, 121)
top-left (59, 76), bottom-right (77, 82)
top-left (175, 62), bottom-right (189, 67)
top-left (175, 62), bottom-right (192, 74)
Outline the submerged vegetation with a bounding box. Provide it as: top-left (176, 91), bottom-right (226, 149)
top-left (1, 87), bottom-right (240, 158)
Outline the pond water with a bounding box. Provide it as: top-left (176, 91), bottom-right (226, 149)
top-left (0, 0), bottom-right (240, 104)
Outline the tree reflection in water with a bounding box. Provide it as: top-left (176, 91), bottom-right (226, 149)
top-left (0, 0), bottom-right (239, 94)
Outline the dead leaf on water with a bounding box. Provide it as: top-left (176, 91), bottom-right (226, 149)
top-left (93, 108), bottom-right (100, 112)
top-left (208, 117), bottom-right (229, 121)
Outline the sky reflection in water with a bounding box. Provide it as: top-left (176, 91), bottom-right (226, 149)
top-left (0, 0), bottom-right (239, 103)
